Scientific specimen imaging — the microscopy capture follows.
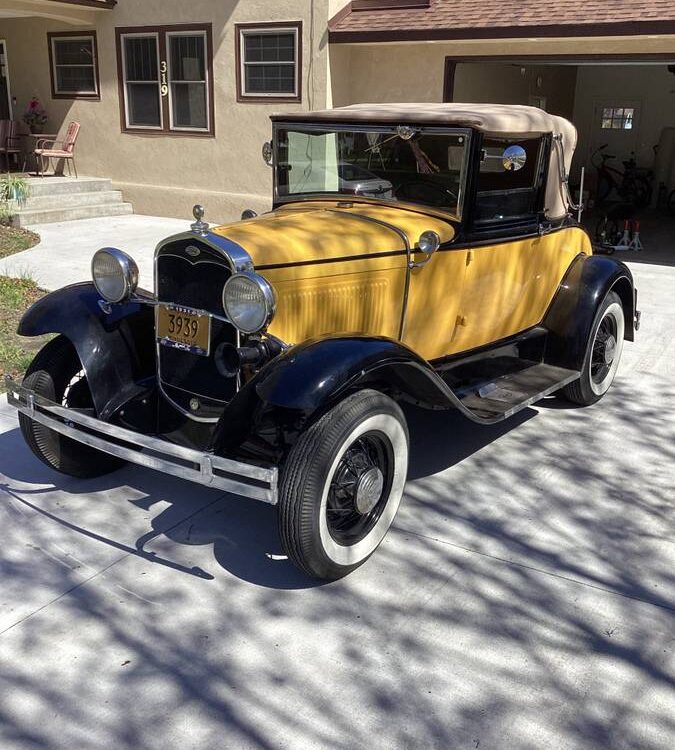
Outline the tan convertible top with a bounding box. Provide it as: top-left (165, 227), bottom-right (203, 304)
top-left (272, 103), bottom-right (577, 220)
top-left (274, 102), bottom-right (564, 134)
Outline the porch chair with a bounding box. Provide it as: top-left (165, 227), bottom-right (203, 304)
top-left (33, 121), bottom-right (81, 178)
top-left (0, 120), bottom-right (23, 173)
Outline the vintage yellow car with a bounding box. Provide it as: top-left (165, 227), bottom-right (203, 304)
top-left (6, 104), bottom-right (640, 580)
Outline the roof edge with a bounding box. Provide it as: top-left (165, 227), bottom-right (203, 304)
top-left (47, 0), bottom-right (117, 9)
top-left (329, 19), bottom-right (675, 43)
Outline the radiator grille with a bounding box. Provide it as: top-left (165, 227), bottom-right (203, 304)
top-left (156, 238), bottom-right (237, 407)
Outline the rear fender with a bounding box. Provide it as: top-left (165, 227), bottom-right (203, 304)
top-left (543, 254), bottom-right (636, 371)
top-left (18, 282), bottom-right (155, 419)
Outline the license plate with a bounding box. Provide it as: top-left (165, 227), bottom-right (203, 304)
top-left (156, 305), bottom-right (211, 356)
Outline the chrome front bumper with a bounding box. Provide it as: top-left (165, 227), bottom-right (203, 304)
top-left (4, 377), bottom-right (278, 504)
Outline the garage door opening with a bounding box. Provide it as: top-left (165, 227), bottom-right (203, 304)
top-left (444, 58), bottom-right (675, 265)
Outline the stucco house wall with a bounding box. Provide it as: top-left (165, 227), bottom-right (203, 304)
top-left (329, 35), bottom-right (675, 107)
top-left (0, 0), bottom-right (343, 221)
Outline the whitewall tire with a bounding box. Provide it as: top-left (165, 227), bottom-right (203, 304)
top-left (278, 389), bottom-right (409, 580)
top-left (562, 290), bottom-right (625, 406)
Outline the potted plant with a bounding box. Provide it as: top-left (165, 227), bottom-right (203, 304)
top-left (23, 97), bottom-right (48, 134)
top-left (0, 174), bottom-right (30, 206)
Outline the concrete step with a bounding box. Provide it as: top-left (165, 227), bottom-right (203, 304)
top-left (25, 176), bottom-right (113, 197)
top-left (13, 202), bottom-right (133, 227)
top-left (16, 190), bottom-right (124, 211)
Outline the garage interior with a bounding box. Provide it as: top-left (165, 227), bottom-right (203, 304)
top-left (450, 59), bottom-right (675, 265)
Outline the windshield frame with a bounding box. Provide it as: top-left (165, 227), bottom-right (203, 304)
top-left (271, 121), bottom-right (473, 220)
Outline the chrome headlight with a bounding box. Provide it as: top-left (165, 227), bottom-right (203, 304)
top-left (91, 247), bottom-right (139, 303)
top-left (222, 272), bottom-right (276, 334)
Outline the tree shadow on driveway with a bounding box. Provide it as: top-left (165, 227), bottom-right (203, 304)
top-left (0, 375), bottom-right (673, 749)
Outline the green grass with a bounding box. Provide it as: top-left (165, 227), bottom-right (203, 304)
top-left (0, 275), bottom-right (51, 392)
top-left (0, 225), bottom-right (40, 260)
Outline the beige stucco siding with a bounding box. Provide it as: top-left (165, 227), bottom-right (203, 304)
top-left (331, 35), bottom-right (675, 106)
top-left (0, 1), bottom-right (337, 221)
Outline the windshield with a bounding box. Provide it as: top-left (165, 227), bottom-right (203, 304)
top-left (274, 125), bottom-right (470, 218)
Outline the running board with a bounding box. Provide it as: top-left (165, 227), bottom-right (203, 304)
top-left (453, 362), bottom-right (580, 421)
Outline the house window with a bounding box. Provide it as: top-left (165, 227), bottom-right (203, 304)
top-left (48, 32), bottom-right (99, 99)
top-left (116, 25), bottom-right (214, 136)
top-left (236, 22), bottom-right (301, 102)
top-left (601, 107), bottom-right (635, 130)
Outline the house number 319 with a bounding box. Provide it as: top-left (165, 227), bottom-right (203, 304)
top-left (160, 61), bottom-right (168, 96)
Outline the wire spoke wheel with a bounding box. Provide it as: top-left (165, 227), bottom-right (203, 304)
top-left (326, 432), bottom-right (393, 546)
top-left (590, 314), bottom-right (618, 385)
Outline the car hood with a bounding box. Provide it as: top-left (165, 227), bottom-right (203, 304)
top-left (211, 201), bottom-right (456, 270)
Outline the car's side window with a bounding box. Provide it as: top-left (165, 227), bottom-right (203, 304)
top-left (473, 136), bottom-right (545, 225)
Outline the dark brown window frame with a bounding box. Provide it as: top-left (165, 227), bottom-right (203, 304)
top-left (235, 21), bottom-right (302, 104)
top-left (47, 30), bottom-right (100, 100)
top-left (115, 23), bottom-right (215, 137)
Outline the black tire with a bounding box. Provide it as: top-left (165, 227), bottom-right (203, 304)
top-left (278, 389), bottom-right (409, 580)
top-left (19, 336), bottom-right (124, 478)
top-left (561, 291), bottom-right (625, 406)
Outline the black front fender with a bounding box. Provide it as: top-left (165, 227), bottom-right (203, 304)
top-left (18, 283), bottom-right (155, 420)
top-left (543, 254), bottom-right (636, 371)
top-left (212, 335), bottom-right (478, 463)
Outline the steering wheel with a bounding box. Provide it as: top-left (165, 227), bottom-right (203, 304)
top-left (393, 179), bottom-right (458, 207)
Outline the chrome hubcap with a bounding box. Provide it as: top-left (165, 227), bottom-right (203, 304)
top-left (591, 313), bottom-right (619, 385)
top-left (355, 466), bottom-right (384, 514)
top-left (603, 335), bottom-right (617, 365)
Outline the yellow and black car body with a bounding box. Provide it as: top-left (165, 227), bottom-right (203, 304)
top-left (8, 104), bottom-right (640, 579)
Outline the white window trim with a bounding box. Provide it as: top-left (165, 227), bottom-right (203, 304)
top-left (51, 34), bottom-right (98, 96)
top-left (167, 29), bottom-right (210, 133)
top-left (120, 31), bottom-right (163, 131)
top-left (239, 26), bottom-right (299, 99)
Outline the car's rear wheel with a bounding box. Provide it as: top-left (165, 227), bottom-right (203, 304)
top-left (19, 335), bottom-right (124, 478)
top-left (278, 389), bottom-right (409, 580)
top-left (561, 291), bottom-right (625, 406)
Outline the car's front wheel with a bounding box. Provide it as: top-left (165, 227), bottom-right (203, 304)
top-left (561, 290), bottom-right (625, 406)
top-left (19, 335), bottom-right (124, 478)
top-left (278, 389), bottom-right (409, 580)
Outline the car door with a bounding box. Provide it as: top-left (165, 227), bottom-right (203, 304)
top-left (402, 246), bottom-right (470, 361)
top-left (450, 136), bottom-right (550, 353)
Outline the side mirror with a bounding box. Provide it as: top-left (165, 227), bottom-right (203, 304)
top-left (241, 208), bottom-right (258, 220)
top-left (502, 145), bottom-right (527, 172)
top-left (262, 141), bottom-right (273, 167)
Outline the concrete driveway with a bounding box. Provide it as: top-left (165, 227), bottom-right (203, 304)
top-left (0, 228), bottom-right (673, 748)
top-left (0, 215), bottom-right (199, 290)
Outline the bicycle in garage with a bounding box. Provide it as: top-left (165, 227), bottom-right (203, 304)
top-left (592, 145), bottom-right (653, 207)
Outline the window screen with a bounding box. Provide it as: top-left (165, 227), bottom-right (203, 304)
top-left (123, 35), bottom-right (161, 128)
top-left (238, 24), bottom-right (300, 100)
top-left (169, 33), bottom-right (208, 129)
top-left (50, 35), bottom-right (98, 96)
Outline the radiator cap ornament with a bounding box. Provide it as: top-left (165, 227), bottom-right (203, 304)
top-left (191, 204), bottom-right (209, 236)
